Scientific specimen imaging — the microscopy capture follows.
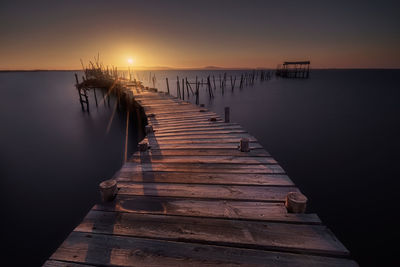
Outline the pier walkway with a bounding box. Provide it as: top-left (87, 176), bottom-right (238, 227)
top-left (45, 85), bottom-right (357, 266)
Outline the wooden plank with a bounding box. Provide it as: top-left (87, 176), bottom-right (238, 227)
top-left (131, 148), bottom-right (270, 157)
top-left (152, 123), bottom-right (241, 132)
top-left (43, 260), bottom-right (96, 267)
top-left (121, 162), bottom-right (285, 174)
top-left (151, 133), bottom-right (256, 140)
top-left (117, 183), bottom-right (298, 202)
top-left (94, 195), bottom-right (320, 223)
top-left (149, 121), bottom-right (225, 128)
top-left (147, 138), bottom-right (258, 145)
top-left (128, 155), bottom-right (277, 164)
top-left (149, 117), bottom-right (219, 124)
top-left (144, 143), bottom-right (264, 150)
top-left (115, 171), bottom-right (293, 186)
top-left (154, 127), bottom-right (245, 135)
top-left (153, 129), bottom-right (248, 136)
top-left (76, 210), bottom-right (348, 256)
top-left (50, 232), bottom-right (357, 267)
top-left (148, 113), bottom-right (217, 120)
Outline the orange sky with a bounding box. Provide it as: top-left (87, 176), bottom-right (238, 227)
top-left (1, 1), bottom-right (399, 70)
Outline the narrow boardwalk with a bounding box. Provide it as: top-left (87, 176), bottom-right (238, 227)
top-left (45, 85), bottom-right (357, 266)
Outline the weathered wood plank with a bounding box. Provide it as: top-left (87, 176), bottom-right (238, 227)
top-left (131, 148), bottom-right (270, 157)
top-left (76, 210), bottom-right (348, 256)
top-left (154, 127), bottom-right (245, 135)
top-left (129, 155), bottom-right (277, 164)
top-left (145, 143), bottom-right (264, 150)
top-left (43, 260), bottom-right (96, 267)
top-left (150, 133), bottom-right (257, 141)
top-left (147, 138), bottom-right (258, 145)
top-left (115, 171), bottom-right (293, 186)
top-left (117, 183), bottom-right (298, 202)
top-left (121, 162), bottom-right (285, 174)
top-left (50, 232), bottom-right (357, 267)
top-left (94, 195), bottom-right (320, 223)
top-left (153, 129), bottom-right (248, 136)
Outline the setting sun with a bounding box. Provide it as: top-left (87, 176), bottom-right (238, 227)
top-left (127, 58), bottom-right (134, 65)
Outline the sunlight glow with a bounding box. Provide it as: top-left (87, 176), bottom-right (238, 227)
top-left (127, 58), bottom-right (134, 65)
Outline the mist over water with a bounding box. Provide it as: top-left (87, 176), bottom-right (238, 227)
top-left (0, 71), bottom-right (142, 266)
top-left (0, 69), bottom-right (399, 266)
top-left (139, 69), bottom-right (400, 266)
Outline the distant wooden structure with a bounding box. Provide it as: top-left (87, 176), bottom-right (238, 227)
top-left (45, 81), bottom-right (357, 266)
top-left (276, 61), bottom-right (310, 78)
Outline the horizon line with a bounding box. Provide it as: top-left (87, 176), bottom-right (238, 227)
top-left (1, 67), bottom-right (400, 72)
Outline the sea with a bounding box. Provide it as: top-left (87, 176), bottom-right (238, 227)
top-left (1, 69), bottom-right (399, 266)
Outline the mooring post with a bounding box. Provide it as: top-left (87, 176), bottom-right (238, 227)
top-left (138, 141), bottom-right (149, 151)
top-left (285, 192), bottom-right (308, 213)
top-left (239, 138), bottom-right (250, 152)
top-left (224, 107), bottom-right (230, 123)
top-left (99, 179), bottom-right (117, 202)
top-left (145, 125), bottom-right (153, 134)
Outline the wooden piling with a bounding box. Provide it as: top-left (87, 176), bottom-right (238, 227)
top-left (99, 179), bottom-right (117, 202)
top-left (166, 77), bottom-right (170, 94)
top-left (224, 107), bottom-right (230, 123)
top-left (285, 192), bottom-right (308, 213)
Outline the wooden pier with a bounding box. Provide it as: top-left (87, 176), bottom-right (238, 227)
top-left (276, 61), bottom-right (310, 78)
top-left (45, 84), bottom-right (357, 266)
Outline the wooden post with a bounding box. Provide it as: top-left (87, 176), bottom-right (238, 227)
top-left (285, 192), bottom-right (308, 213)
top-left (145, 125), bottom-right (153, 134)
top-left (138, 141), bottom-right (149, 151)
top-left (99, 179), bottom-right (117, 202)
top-left (166, 77), bottom-right (170, 94)
top-left (93, 88), bottom-right (98, 107)
top-left (239, 138), bottom-right (250, 152)
top-left (177, 76), bottom-right (181, 99)
top-left (224, 107), bottom-right (230, 123)
top-left (213, 75), bottom-right (216, 90)
top-left (182, 78), bottom-right (185, 100)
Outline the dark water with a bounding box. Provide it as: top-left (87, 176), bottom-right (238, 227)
top-left (138, 69), bottom-right (400, 266)
top-left (1, 70), bottom-right (399, 266)
top-left (0, 71), bottom-right (143, 266)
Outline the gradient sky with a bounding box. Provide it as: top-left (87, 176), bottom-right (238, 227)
top-left (1, 0), bottom-right (399, 69)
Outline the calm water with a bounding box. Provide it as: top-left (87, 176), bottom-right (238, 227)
top-left (1, 70), bottom-right (399, 266)
top-left (0, 71), bottom-right (143, 266)
top-left (138, 69), bottom-right (400, 266)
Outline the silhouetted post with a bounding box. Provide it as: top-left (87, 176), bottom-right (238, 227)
top-left (166, 77), bottom-right (170, 94)
top-left (176, 76), bottom-right (181, 99)
top-left (213, 75), bottom-right (216, 90)
top-left (239, 138), bottom-right (250, 152)
top-left (224, 107), bottom-right (230, 123)
top-left (182, 78), bottom-right (185, 100)
top-left (93, 88), bottom-right (98, 107)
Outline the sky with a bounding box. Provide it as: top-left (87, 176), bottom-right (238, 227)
top-left (0, 0), bottom-right (399, 69)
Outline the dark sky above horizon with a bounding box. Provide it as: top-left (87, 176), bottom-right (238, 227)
top-left (1, 0), bottom-right (399, 69)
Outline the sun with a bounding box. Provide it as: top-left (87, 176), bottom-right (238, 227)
top-left (127, 58), bottom-right (134, 64)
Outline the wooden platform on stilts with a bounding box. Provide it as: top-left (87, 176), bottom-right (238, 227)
top-left (45, 84), bottom-right (357, 266)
